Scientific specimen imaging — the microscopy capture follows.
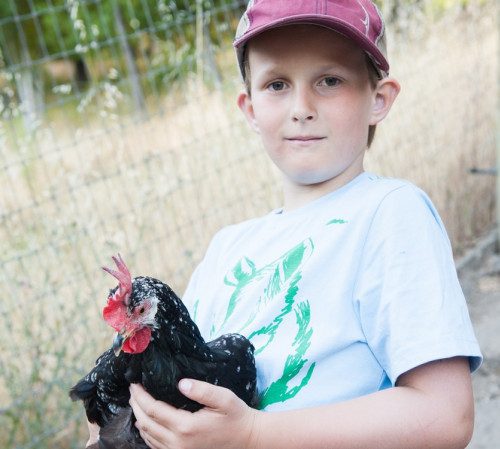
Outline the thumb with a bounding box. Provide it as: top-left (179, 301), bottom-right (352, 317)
top-left (178, 378), bottom-right (237, 410)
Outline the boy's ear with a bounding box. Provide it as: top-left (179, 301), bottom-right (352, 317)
top-left (237, 91), bottom-right (260, 133)
top-left (369, 77), bottom-right (401, 126)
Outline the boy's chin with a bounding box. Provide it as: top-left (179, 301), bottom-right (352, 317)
top-left (283, 167), bottom-right (361, 190)
top-left (285, 170), bottom-right (338, 187)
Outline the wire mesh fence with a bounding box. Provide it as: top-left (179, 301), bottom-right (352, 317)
top-left (0, 0), bottom-right (497, 448)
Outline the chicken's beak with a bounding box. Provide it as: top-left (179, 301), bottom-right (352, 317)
top-left (113, 332), bottom-right (125, 356)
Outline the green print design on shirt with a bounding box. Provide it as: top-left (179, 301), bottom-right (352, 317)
top-left (219, 239), bottom-right (316, 409)
top-left (326, 218), bottom-right (348, 225)
top-left (257, 300), bottom-right (316, 409)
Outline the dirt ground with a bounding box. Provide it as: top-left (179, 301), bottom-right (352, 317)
top-left (457, 231), bottom-right (500, 448)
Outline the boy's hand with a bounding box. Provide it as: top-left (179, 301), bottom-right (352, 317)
top-left (129, 380), bottom-right (260, 449)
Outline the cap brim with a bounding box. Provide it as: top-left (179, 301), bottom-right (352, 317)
top-left (234, 15), bottom-right (388, 78)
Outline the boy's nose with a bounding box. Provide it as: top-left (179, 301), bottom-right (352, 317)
top-left (293, 111), bottom-right (315, 123)
top-left (290, 89), bottom-right (317, 123)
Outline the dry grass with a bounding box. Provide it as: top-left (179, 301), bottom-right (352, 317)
top-left (366, 4), bottom-right (497, 250)
top-left (0, 2), bottom-right (497, 448)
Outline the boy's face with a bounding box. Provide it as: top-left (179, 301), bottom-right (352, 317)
top-left (238, 25), bottom-right (398, 193)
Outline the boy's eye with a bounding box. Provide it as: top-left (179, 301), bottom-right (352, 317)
top-left (267, 81), bottom-right (286, 92)
top-left (319, 76), bottom-right (341, 87)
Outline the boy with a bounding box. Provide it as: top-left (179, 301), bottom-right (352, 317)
top-left (90, 1), bottom-right (482, 447)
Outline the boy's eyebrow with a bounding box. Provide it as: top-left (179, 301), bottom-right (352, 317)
top-left (258, 67), bottom-right (283, 78)
top-left (251, 63), bottom-right (285, 80)
top-left (315, 63), bottom-right (352, 73)
top-left (255, 62), bottom-right (354, 80)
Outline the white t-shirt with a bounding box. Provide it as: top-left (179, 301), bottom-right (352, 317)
top-left (182, 172), bottom-right (482, 411)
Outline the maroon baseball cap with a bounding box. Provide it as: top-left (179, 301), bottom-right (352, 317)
top-left (234, 0), bottom-right (389, 79)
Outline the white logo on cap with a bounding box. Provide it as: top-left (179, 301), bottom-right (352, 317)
top-left (357, 0), bottom-right (370, 35)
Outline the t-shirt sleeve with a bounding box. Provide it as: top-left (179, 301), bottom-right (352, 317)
top-left (353, 185), bottom-right (482, 385)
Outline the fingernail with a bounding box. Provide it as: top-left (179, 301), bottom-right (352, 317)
top-left (178, 379), bottom-right (192, 393)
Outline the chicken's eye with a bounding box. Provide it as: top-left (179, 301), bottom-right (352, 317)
top-left (139, 307), bottom-right (145, 314)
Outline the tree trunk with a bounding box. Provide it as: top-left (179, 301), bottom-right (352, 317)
top-left (112, 0), bottom-right (147, 120)
top-left (196, 0), bottom-right (204, 85)
top-left (75, 58), bottom-right (90, 87)
top-left (16, 45), bottom-right (43, 134)
top-left (203, 23), bottom-right (222, 88)
top-left (195, 1), bottom-right (222, 88)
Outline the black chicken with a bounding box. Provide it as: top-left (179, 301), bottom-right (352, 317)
top-left (70, 255), bottom-right (257, 449)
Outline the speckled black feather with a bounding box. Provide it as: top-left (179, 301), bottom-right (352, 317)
top-left (70, 276), bottom-right (257, 449)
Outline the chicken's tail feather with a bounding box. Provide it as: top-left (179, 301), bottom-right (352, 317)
top-left (69, 378), bottom-right (95, 402)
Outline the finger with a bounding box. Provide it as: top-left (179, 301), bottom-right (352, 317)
top-left (137, 424), bottom-right (164, 449)
top-left (178, 378), bottom-right (239, 411)
top-left (130, 384), bottom-right (181, 426)
top-left (130, 393), bottom-right (175, 446)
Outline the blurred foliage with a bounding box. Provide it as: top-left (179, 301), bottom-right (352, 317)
top-left (0, 0), bottom-right (246, 65)
top-left (0, 0), bottom-right (247, 125)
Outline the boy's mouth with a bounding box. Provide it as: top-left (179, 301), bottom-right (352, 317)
top-left (285, 136), bottom-right (326, 145)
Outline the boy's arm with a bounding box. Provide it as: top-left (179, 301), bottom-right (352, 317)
top-left (129, 356), bottom-right (474, 449)
top-left (253, 356), bottom-right (473, 449)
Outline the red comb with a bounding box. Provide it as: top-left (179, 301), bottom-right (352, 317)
top-left (102, 254), bottom-right (132, 304)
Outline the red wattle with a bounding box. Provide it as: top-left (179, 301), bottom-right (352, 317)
top-left (123, 327), bottom-right (152, 354)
